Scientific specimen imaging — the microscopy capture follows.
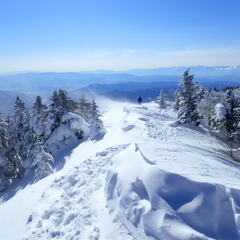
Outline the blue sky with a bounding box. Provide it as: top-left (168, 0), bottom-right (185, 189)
top-left (0, 0), bottom-right (240, 72)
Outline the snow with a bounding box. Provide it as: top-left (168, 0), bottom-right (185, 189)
top-left (1, 100), bottom-right (240, 240)
top-left (45, 113), bottom-right (89, 155)
top-left (214, 103), bottom-right (227, 121)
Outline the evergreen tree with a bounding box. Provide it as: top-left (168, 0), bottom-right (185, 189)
top-left (88, 99), bottom-right (106, 140)
top-left (18, 108), bottom-right (33, 164)
top-left (59, 89), bottom-right (78, 113)
top-left (45, 90), bottom-right (79, 139)
top-left (32, 96), bottom-right (48, 116)
top-left (173, 89), bottom-right (180, 112)
top-left (222, 89), bottom-right (235, 133)
top-left (50, 90), bottom-right (61, 108)
top-left (231, 107), bottom-right (240, 142)
top-left (208, 103), bottom-right (228, 131)
top-left (31, 96), bottom-right (48, 139)
top-left (45, 90), bottom-right (63, 139)
top-left (177, 69), bottom-right (200, 125)
top-left (196, 85), bottom-right (207, 102)
top-left (0, 114), bottom-right (11, 191)
top-left (78, 92), bottom-right (91, 122)
top-left (222, 89), bottom-right (240, 142)
top-left (210, 89), bottom-right (239, 134)
top-left (31, 140), bottom-right (54, 182)
top-left (157, 89), bottom-right (167, 109)
top-left (6, 97), bottom-right (31, 178)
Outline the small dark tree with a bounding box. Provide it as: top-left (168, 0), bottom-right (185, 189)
top-left (78, 92), bottom-right (91, 122)
top-left (31, 96), bottom-right (48, 139)
top-left (88, 99), bottom-right (106, 140)
top-left (173, 89), bottom-right (180, 112)
top-left (33, 96), bottom-right (48, 116)
top-left (59, 89), bottom-right (78, 113)
top-left (45, 90), bottom-right (65, 138)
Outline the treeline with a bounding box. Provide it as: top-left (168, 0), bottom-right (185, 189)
top-left (0, 90), bottom-right (106, 191)
top-left (170, 69), bottom-right (240, 161)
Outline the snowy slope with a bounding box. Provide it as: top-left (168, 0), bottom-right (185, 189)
top-left (1, 100), bottom-right (240, 240)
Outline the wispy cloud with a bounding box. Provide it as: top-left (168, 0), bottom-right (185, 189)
top-left (88, 49), bottom-right (139, 58)
top-left (120, 49), bottom-right (138, 57)
top-left (157, 47), bottom-right (240, 57)
top-left (88, 50), bottom-right (119, 58)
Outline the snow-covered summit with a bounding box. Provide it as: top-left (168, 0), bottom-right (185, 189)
top-left (1, 100), bottom-right (240, 240)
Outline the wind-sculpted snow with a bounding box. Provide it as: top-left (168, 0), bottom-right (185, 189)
top-left (106, 143), bottom-right (240, 240)
top-left (121, 121), bottom-right (135, 132)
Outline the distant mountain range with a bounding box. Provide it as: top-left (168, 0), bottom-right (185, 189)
top-left (0, 67), bottom-right (240, 94)
top-left (0, 67), bottom-right (240, 115)
top-left (79, 66), bottom-right (240, 77)
top-left (72, 75), bottom-right (240, 103)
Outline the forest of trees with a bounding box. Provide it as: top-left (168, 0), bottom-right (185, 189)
top-left (0, 90), bottom-right (106, 191)
top-left (171, 68), bottom-right (240, 162)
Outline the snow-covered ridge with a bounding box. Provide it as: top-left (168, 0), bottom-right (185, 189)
top-left (1, 101), bottom-right (240, 240)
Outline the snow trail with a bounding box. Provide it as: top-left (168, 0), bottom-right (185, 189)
top-left (23, 144), bottom-right (130, 240)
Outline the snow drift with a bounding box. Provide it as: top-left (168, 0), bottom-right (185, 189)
top-left (106, 143), bottom-right (240, 240)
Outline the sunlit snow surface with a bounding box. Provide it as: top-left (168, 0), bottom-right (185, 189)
top-left (1, 100), bottom-right (240, 240)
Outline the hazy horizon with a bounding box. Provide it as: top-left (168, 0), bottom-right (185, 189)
top-left (1, 65), bottom-right (240, 78)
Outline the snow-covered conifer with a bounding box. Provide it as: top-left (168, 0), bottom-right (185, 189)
top-left (31, 96), bottom-right (48, 138)
top-left (231, 107), bottom-right (240, 141)
top-left (50, 90), bottom-right (61, 108)
top-left (78, 92), bottom-right (91, 122)
top-left (173, 89), bottom-right (180, 112)
top-left (59, 89), bottom-right (78, 113)
top-left (208, 103), bottom-right (228, 131)
top-left (7, 96), bottom-right (32, 178)
top-left (210, 89), bottom-right (238, 134)
top-left (223, 89), bottom-right (234, 110)
top-left (196, 85), bottom-right (207, 102)
top-left (33, 96), bottom-right (48, 116)
top-left (222, 89), bottom-right (235, 133)
top-left (157, 89), bottom-right (167, 109)
top-left (88, 99), bottom-right (107, 140)
top-left (19, 105), bottom-right (33, 161)
top-left (0, 114), bottom-right (11, 191)
top-left (177, 69), bottom-right (200, 125)
top-left (45, 90), bottom-right (79, 140)
top-left (45, 90), bottom-right (63, 139)
top-left (31, 140), bottom-right (54, 182)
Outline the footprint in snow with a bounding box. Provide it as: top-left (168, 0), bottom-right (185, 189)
top-left (23, 144), bottom-right (130, 240)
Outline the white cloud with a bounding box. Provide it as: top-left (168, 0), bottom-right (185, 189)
top-left (88, 49), bottom-right (139, 58)
top-left (88, 50), bottom-right (119, 58)
top-left (157, 46), bottom-right (240, 57)
top-left (156, 46), bottom-right (240, 66)
top-left (121, 49), bottom-right (138, 57)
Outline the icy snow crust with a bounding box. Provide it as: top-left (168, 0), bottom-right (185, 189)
top-left (1, 101), bottom-right (240, 240)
